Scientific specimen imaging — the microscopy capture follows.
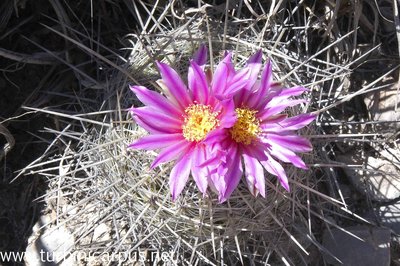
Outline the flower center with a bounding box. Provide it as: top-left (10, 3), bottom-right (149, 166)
top-left (230, 107), bottom-right (261, 145)
top-left (182, 104), bottom-right (219, 142)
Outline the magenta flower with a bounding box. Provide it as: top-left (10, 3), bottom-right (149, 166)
top-left (130, 46), bottom-right (315, 203)
top-left (204, 55), bottom-right (316, 202)
top-left (128, 46), bottom-right (260, 200)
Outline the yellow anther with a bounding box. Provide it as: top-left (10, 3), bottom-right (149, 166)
top-left (182, 104), bottom-right (219, 142)
top-left (230, 107), bottom-right (260, 145)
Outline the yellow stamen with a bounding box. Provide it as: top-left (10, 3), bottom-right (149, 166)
top-left (182, 104), bottom-right (219, 142)
top-left (230, 107), bottom-right (261, 145)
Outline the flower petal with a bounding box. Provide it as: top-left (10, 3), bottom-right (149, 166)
top-left (207, 143), bottom-right (232, 201)
top-left (263, 87), bottom-right (307, 109)
top-left (279, 114), bottom-right (316, 131)
top-left (192, 44), bottom-right (208, 67)
top-left (214, 99), bottom-right (237, 128)
top-left (242, 152), bottom-right (265, 197)
top-left (242, 141), bottom-right (270, 161)
top-left (244, 50), bottom-right (263, 90)
top-left (261, 114), bottom-right (287, 124)
top-left (219, 145), bottom-right (242, 202)
top-left (220, 68), bottom-right (250, 98)
top-left (253, 60), bottom-right (272, 107)
top-left (151, 140), bottom-right (193, 168)
top-left (203, 128), bottom-right (228, 145)
top-left (170, 153), bottom-right (192, 201)
top-left (134, 116), bottom-right (166, 134)
top-left (212, 52), bottom-right (233, 96)
top-left (259, 99), bottom-right (307, 122)
top-left (266, 134), bottom-right (312, 152)
top-left (261, 154), bottom-right (290, 191)
top-left (156, 61), bottom-right (192, 109)
top-left (188, 60), bottom-right (209, 103)
top-left (247, 50), bottom-right (263, 65)
top-left (130, 85), bottom-right (181, 116)
top-left (132, 107), bottom-right (182, 132)
top-left (234, 86), bottom-right (253, 107)
top-left (191, 145), bottom-right (209, 195)
top-left (128, 133), bottom-right (183, 150)
top-left (265, 142), bottom-right (308, 169)
top-left (277, 86), bottom-right (308, 98)
top-left (197, 142), bottom-right (228, 168)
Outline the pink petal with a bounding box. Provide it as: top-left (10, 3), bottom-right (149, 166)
top-left (261, 114), bottom-right (287, 124)
top-left (261, 86), bottom-right (307, 109)
top-left (257, 86), bottom-right (286, 111)
top-left (208, 143), bottom-right (233, 201)
top-left (244, 142), bottom-right (290, 191)
top-left (156, 61), bottom-right (192, 109)
top-left (244, 50), bottom-right (263, 90)
top-left (219, 146), bottom-right (242, 202)
top-left (220, 76), bottom-right (250, 99)
top-left (191, 145), bottom-right (209, 195)
top-left (133, 106), bottom-right (181, 123)
top-left (209, 143), bottom-right (241, 203)
top-left (228, 67), bottom-right (249, 83)
top-left (279, 114), bottom-right (316, 131)
top-left (242, 141), bottom-right (270, 161)
top-left (209, 172), bottom-right (226, 201)
top-left (234, 86), bottom-right (253, 107)
top-left (130, 85), bottom-right (181, 116)
top-left (203, 128), bottom-right (228, 145)
top-left (242, 152), bottom-right (265, 197)
top-left (266, 134), bottom-right (312, 152)
top-left (198, 142), bottom-right (228, 168)
top-left (132, 107), bottom-right (182, 133)
top-left (134, 116), bottom-right (167, 134)
top-left (188, 61), bottom-right (209, 103)
top-left (259, 99), bottom-right (307, 122)
top-left (192, 44), bottom-right (208, 67)
top-left (266, 142), bottom-right (308, 169)
top-left (277, 86), bottom-right (308, 97)
top-left (265, 92), bottom-right (305, 108)
top-left (151, 140), bottom-right (193, 168)
top-left (266, 93), bottom-right (307, 107)
top-left (247, 50), bottom-right (263, 65)
top-left (128, 133), bottom-right (183, 150)
top-left (212, 52), bottom-right (233, 96)
top-left (261, 154), bottom-right (290, 191)
top-left (253, 60), bottom-right (272, 107)
top-left (170, 153), bottom-right (192, 201)
top-left (214, 99), bottom-right (237, 128)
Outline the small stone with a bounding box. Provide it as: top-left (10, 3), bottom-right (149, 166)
top-left (322, 226), bottom-right (391, 266)
top-left (337, 148), bottom-right (400, 202)
top-left (62, 204), bottom-right (77, 216)
top-left (25, 215), bottom-right (75, 266)
top-left (92, 223), bottom-right (110, 242)
top-left (364, 85), bottom-right (400, 131)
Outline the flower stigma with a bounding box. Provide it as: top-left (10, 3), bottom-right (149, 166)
top-left (182, 104), bottom-right (219, 142)
top-left (230, 107), bottom-right (261, 145)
